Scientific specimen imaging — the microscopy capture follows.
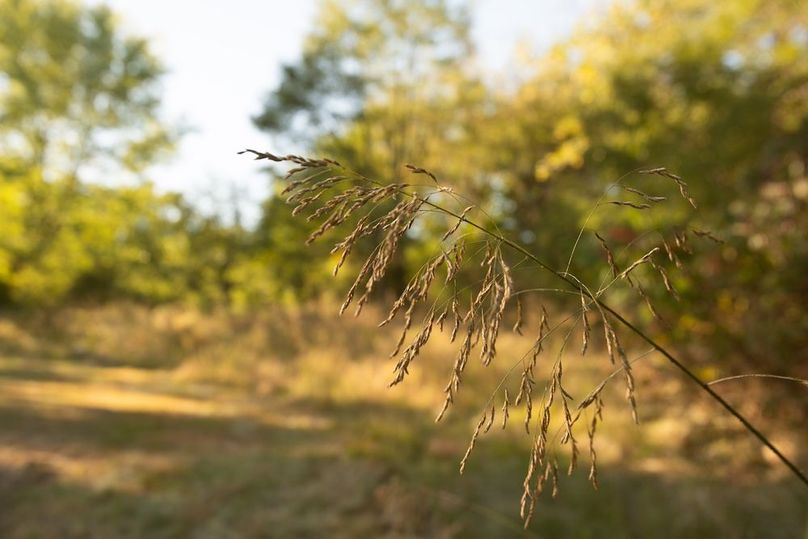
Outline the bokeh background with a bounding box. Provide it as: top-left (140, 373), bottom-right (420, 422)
top-left (0, 0), bottom-right (806, 537)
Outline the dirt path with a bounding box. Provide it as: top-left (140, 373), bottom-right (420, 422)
top-left (0, 354), bottom-right (803, 539)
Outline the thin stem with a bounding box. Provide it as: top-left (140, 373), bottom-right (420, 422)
top-left (708, 374), bottom-right (808, 388)
top-left (564, 167), bottom-right (643, 275)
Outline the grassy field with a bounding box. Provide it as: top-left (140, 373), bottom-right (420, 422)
top-left (0, 304), bottom-right (805, 538)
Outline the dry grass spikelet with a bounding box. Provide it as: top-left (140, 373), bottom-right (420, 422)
top-left (459, 411), bottom-right (487, 475)
top-left (501, 389), bottom-right (511, 430)
top-left (580, 292), bottom-right (591, 355)
top-left (595, 232), bottom-right (620, 278)
top-left (639, 167), bottom-right (697, 208)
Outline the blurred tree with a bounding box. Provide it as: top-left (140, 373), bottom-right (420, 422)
top-left (254, 0), bottom-right (489, 300)
top-left (254, 0), bottom-right (472, 146)
top-left (0, 0), bottom-right (179, 304)
top-left (254, 0), bottom-right (808, 381)
top-left (0, 0), bottom-right (174, 178)
top-left (496, 0), bottom-right (808, 376)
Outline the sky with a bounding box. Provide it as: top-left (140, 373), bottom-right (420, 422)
top-left (91, 0), bottom-right (607, 222)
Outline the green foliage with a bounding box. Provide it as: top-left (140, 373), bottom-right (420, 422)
top-left (254, 0), bottom-right (473, 141)
top-left (252, 0), bottom-right (807, 379)
top-left (253, 0), bottom-right (488, 299)
top-left (0, 0), bottom-right (220, 306)
top-left (499, 0), bottom-right (808, 372)
top-left (0, 0), bottom-right (173, 175)
top-left (0, 0), bottom-right (158, 303)
top-left (0, 0), bottom-right (805, 385)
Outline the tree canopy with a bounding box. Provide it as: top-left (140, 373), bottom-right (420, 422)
top-left (251, 0), bottom-right (808, 378)
top-left (0, 0), bottom-right (805, 379)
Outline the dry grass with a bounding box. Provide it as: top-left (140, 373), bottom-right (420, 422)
top-left (0, 304), bottom-right (805, 537)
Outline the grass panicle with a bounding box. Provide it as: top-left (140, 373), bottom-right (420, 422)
top-left (241, 148), bottom-right (808, 526)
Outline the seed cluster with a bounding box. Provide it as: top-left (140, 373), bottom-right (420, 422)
top-left (241, 149), bottom-right (715, 527)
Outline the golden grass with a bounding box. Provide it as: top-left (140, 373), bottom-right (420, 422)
top-left (0, 304), bottom-right (804, 537)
